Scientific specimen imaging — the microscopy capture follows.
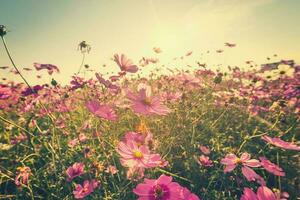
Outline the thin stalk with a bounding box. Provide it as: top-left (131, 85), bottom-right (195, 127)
top-left (0, 115), bottom-right (34, 137)
top-left (156, 168), bottom-right (191, 183)
top-left (77, 52), bottom-right (86, 74)
top-left (1, 36), bottom-right (32, 90)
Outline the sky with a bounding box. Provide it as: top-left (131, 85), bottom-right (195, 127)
top-left (0, 0), bottom-right (300, 85)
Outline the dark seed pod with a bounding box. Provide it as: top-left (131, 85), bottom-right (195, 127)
top-left (0, 25), bottom-right (7, 37)
top-left (51, 78), bottom-right (58, 86)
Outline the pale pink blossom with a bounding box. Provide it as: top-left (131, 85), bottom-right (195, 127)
top-left (197, 155), bottom-right (213, 167)
top-left (114, 54), bottom-right (138, 73)
top-left (66, 162), bottom-right (85, 181)
top-left (199, 145), bottom-right (211, 155)
top-left (73, 179), bottom-right (99, 199)
top-left (78, 133), bottom-right (87, 143)
top-left (262, 135), bottom-right (300, 151)
top-left (241, 166), bottom-right (266, 185)
top-left (220, 153), bottom-right (261, 173)
top-left (127, 84), bottom-right (170, 116)
top-left (117, 140), bottom-right (163, 168)
top-left (86, 100), bottom-right (118, 121)
top-left (221, 153), bottom-right (264, 184)
top-left (68, 138), bottom-right (79, 148)
top-left (179, 187), bottom-right (200, 200)
top-left (240, 186), bottom-right (277, 200)
top-left (259, 157), bottom-right (285, 176)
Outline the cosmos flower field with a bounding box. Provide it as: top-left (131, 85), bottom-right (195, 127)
top-left (0, 31), bottom-right (300, 199)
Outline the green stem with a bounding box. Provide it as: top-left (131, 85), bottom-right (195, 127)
top-left (0, 115), bottom-right (34, 137)
top-left (156, 168), bottom-right (191, 183)
top-left (1, 36), bottom-right (33, 91)
top-left (77, 53), bottom-right (86, 74)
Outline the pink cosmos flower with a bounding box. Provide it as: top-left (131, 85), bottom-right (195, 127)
top-left (95, 73), bottom-right (120, 91)
top-left (68, 138), bottom-right (79, 148)
top-left (66, 162), bottom-right (85, 181)
top-left (262, 135), bottom-right (300, 151)
top-left (114, 54), bottom-right (138, 73)
top-left (86, 100), bottom-right (118, 121)
top-left (221, 153), bottom-right (264, 184)
top-left (73, 179), bottom-right (99, 199)
top-left (133, 175), bottom-right (182, 200)
top-left (126, 84), bottom-right (170, 116)
top-left (259, 157), bottom-right (285, 177)
top-left (274, 190), bottom-right (289, 200)
top-left (197, 155), bottom-right (213, 167)
top-left (177, 73), bottom-right (200, 86)
top-left (241, 166), bottom-right (266, 185)
top-left (221, 153), bottom-right (261, 173)
top-left (199, 145), bottom-right (211, 155)
top-left (15, 166), bottom-right (31, 186)
top-left (179, 187), bottom-right (200, 200)
top-left (240, 187), bottom-right (257, 200)
top-left (0, 85), bottom-right (12, 99)
top-left (117, 140), bottom-right (163, 168)
top-left (33, 63), bottom-right (60, 75)
top-left (240, 186), bottom-right (277, 200)
top-left (78, 133), bottom-right (87, 143)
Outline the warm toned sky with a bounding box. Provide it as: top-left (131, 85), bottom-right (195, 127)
top-left (0, 0), bottom-right (299, 85)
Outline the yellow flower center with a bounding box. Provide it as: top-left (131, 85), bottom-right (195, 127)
top-left (143, 98), bottom-right (152, 105)
top-left (133, 150), bottom-right (143, 158)
top-left (17, 167), bottom-right (26, 172)
top-left (235, 158), bottom-right (242, 164)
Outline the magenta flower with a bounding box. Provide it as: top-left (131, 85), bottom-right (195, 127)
top-left (240, 186), bottom-right (277, 200)
top-left (68, 138), bottom-right (79, 148)
top-left (66, 162), bottom-right (85, 181)
top-left (197, 155), bottom-right (213, 167)
top-left (179, 187), bottom-right (200, 200)
top-left (114, 54), bottom-right (138, 73)
top-left (221, 153), bottom-right (261, 173)
top-left (73, 179), bottom-right (99, 199)
top-left (199, 145), bottom-right (211, 155)
top-left (221, 153), bottom-right (264, 184)
top-left (15, 166), bottom-right (31, 186)
top-left (117, 140), bottom-right (163, 168)
top-left (240, 187), bottom-right (257, 200)
top-left (133, 175), bottom-right (182, 200)
top-left (95, 73), bottom-right (120, 91)
top-left (127, 84), bottom-right (170, 116)
top-left (259, 157), bottom-right (285, 176)
top-left (241, 166), bottom-right (265, 185)
top-left (0, 85), bottom-right (12, 99)
top-left (86, 100), bottom-right (118, 121)
top-left (33, 63), bottom-right (60, 75)
top-left (78, 133), bottom-right (87, 143)
top-left (262, 135), bottom-right (300, 151)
